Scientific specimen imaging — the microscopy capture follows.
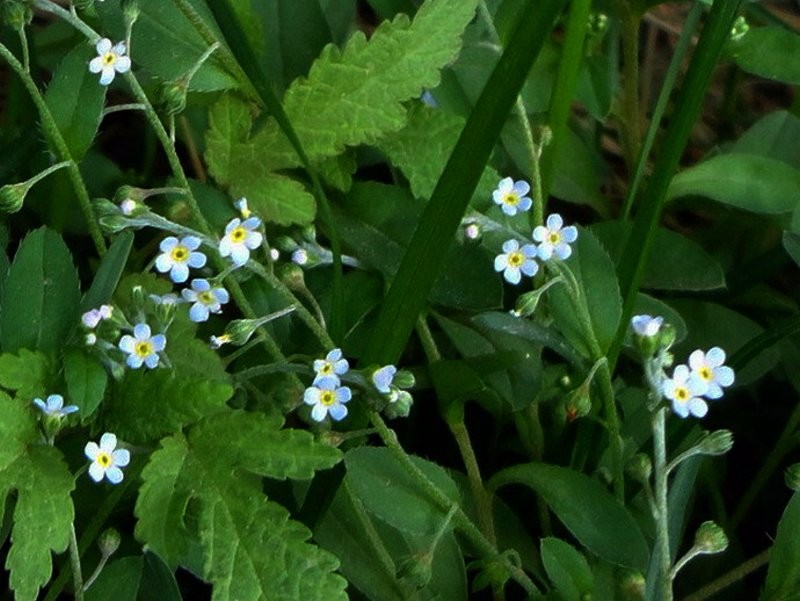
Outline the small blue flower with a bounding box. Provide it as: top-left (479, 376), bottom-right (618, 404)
top-left (533, 214), bottom-right (578, 260)
top-left (234, 197), bottom-right (252, 219)
top-left (181, 279), bottom-right (230, 322)
top-left (118, 323), bottom-right (166, 369)
top-left (85, 433), bottom-right (130, 484)
top-left (304, 376), bottom-right (352, 422)
top-left (149, 293), bottom-right (182, 306)
top-left (372, 365), bottom-right (397, 394)
top-left (492, 177), bottom-right (532, 216)
top-left (494, 239), bottom-right (538, 284)
top-left (219, 217), bottom-right (263, 266)
top-left (663, 364), bottom-right (709, 418)
top-left (82, 305), bottom-right (113, 329)
top-left (33, 394), bottom-right (78, 418)
top-left (689, 347), bottom-right (735, 400)
top-left (155, 236), bottom-right (207, 283)
top-left (631, 314), bottom-right (663, 337)
top-left (313, 349), bottom-right (349, 382)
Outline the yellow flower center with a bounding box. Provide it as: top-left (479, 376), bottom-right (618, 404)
top-left (320, 363), bottom-right (333, 375)
top-left (548, 232), bottom-right (561, 244)
top-left (97, 452), bottom-right (112, 468)
top-left (508, 251), bottom-right (524, 267)
top-left (675, 387), bottom-right (690, 402)
top-left (230, 227), bottom-right (247, 243)
top-left (199, 291), bottom-right (215, 304)
top-left (320, 390), bottom-right (336, 406)
top-left (171, 246), bottom-right (188, 262)
top-left (102, 52), bottom-right (116, 66)
top-left (699, 366), bottom-right (713, 381)
top-left (503, 193), bottom-right (520, 206)
top-left (135, 341), bottom-right (153, 358)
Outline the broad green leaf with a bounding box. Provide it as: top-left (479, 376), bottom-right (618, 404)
top-left (667, 154), bottom-right (800, 214)
top-left (592, 221), bottom-right (726, 291)
top-left (541, 537), bottom-right (594, 601)
top-left (784, 231), bottom-right (800, 268)
top-left (0, 228), bottom-right (80, 354)
top-left (84, 556), bottom-right (143, 601)
top-left (633, 294), bottom-right (687, 344)
top-left (276, 0), bottom-right (333, 84)
top-left (490, 463), bottom-right (649, 570)
top-left (81, 231), bottom-right (133, 311)
top-left (733, 110), bottom-right (800, 169)
top-left (140, 550), bottom-right (182, 601)
top-left (0, 349), bottom-right (52, 400)
top-left (762, 491), bottom-right (800, 600)
top-left (548, 228), bottom-right (622, 358)
top-left (64, 349), bottom-right (108, 419)
top-left (730, 26), bottom-right (800, 85)
top-left (377, 104), bottom-right (499, 203)
top-left (44, 44), bottom-right (106, 160)
top-left (344, 446), bottom-right (460, 535)
top-left (135, 412), bottom-right (344, 600)
top-left (101, 320), bottom-right (232, 445)
top-left (0, 441), bottom-right (75, 601)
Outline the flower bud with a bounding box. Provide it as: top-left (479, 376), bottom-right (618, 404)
top-left (564, 384), bottom-right (592, 422)
top-left (278, 263), bottom-right (306, 290)
top-left (697, 430), bottom-right (734, 456)
top-left (730, 16), bottom-right (749, 42)
top-left (694, 521), bottom-right (728, 554)
top-left (393, 369), bottom-right (415, 390)
top-left (292, 248), bottom-right (309, 266)
top-left (98, 528), bottom-right (121, 557)
top-left (73, 0), bottom-right (95, 11)
top-left (587, 12), bottom-right (609, 36)
top-left (397, 551), bottom-right (433, 590)
top-left (0, 182), bottom-right (29, 213)
top-left (785, 463), bottom-right (800, 491)
top-left (121, 0), bottom-right (140, 24)
top-left (131, 285), bottom-right (147, 309)
top-left (113, 185), bottom-right (146, 206)
top-left (385, 390), bottom-right (413, 419)
top-left (2, 0), bottom-right (32, 30)
top-left (618, 570), bottom-right (646, 601)
top-left (514, 289), bottom-right (545, 318)
top-left (626, 453), bottom-right (652, 484)
top-left (158, 80), bottom-right (188, 116)
top-left (463, 222), bottom-right (481, 241)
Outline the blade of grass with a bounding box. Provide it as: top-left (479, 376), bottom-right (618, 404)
top-left (607, 0), bottom-right (744, 369)
top-left (621, 1), bottom-right (704, 220)
top-left (203, 0), bottom-right (345, 345)
top-left (363, 0), bottom-right (567, 364)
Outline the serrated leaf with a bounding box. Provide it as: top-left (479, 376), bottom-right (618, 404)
top-left (0, 349), bottom-right (52, 400)
top-left (44, 44), bottom-right (106, 160)
top-left (1, 444), bottom-right (75, 601)
top-left (377, 103), bottom-right (499, 203)
top-left (64, 349), bottom-right (108, 419)
top-left (135, 412), bottom-right (344, 601)
top-left (0, 227), bottom-right (80, 354)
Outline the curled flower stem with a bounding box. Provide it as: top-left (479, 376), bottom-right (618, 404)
top-left (103, 103), bottom-right (146, 116)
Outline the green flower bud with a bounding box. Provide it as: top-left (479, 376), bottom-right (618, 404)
top-left (626, 453), bottom-right (652, 484)
top-left (618, 570), bottom-right (646, 601)
top-left (0, 182), bottom-right (29, 213)
top-left (121, 0), bottom-right (140, 24)
top-left (213, 306), bottom-right (296, 348)
top-left (2, 0), bottom-right (32, 30)
top-left (785, 463), bottom-right (800, 491)
top-left (730, 16), bottom-right (749, 42)
top-left (397, 550), bottom-right (433, 589)
top-left (278, 263), bottom-right (306, 291)
top-left (385, 390), bottom-right (413, 419)
top-left (514, 289), bottom-right (545, 317)
top-left (587, 13), bottom-right (609, 36)
top-left (697, 430), bottom-right (734, 456)
top-left (694, 521), bottom-right (728, 554)
top-left (131, 285), bottom-right (147, 309)
top-left (98, 528), bottom-right (121, 557)
top-left (564, 383), bottom-right (592, 422)
top-left (113, 185), bottom-right (146, 205)
top-left (158, 80), bottom-right (188, 116)
top-left (393, 369), bottom-right (415, 389)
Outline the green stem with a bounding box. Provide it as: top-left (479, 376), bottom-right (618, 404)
top-left (680, 549), bottom-right (769, 601)
top-left (342, 478), bottom-right (399, 581)
top-left (0, 41), bottom-right (107, 255)
top-left (82, 552), bottom-right (110, 592)
top-left (369, 411), bottom-right (540, 596)
top-left (618, 11), bottom-right (642, 174)
top-left (652, 407), bottom-right (673, 601)
top-left (33, 0), bottom-right (99, 41)
top-left (68, 524), bottom-right (84, 601)
top-left (22, 160), bottom-right (72, 187)
top-left (103, 103), bottom-right (146, 116)
top-left (17, 25), bottom-right (30, 72)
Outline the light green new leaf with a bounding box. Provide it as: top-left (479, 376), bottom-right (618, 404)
top-left (135, 412), bottom-right (344, 601)
top-left (0, 410), bottom-right (75, 601)
top-left (730, 27), bottom-right (800, 85)
top-left (762, 491), bottom-right (800, 600)
top-left (377, 103), bottom-right (499, 203)
top-left (64, 349), bottom-right (108, 419)
top-left (0, 349), bottom-right (52, 400)
top-left (44, 44), bottom-right (106, 161)
top-left (490, 463), bottom-right (649, 570)
top-left (667, 154), bottom-right (800, 214)
top-left (0, 228), bottom-right (81, 354)
top-left (541, 537), bottom-right (594, 601)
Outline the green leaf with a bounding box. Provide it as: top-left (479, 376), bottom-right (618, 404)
top-left (667, 154), bottom-right (800, 214)
top-left (633, 294), bottom-right (687, 344)
top-left (541, 537), bottom-right (594, 601)
top-left (135, 412), bottom-right (344, 600)
top-left (490, 463), bottom-right (649, 570)
top-left (84, 556), bottom-right (143, 601)
top-left (140, 550), bottom-right (182, 601)
top-left (344, 446), bottom-right (460, 535)
top-left (730, 26), bottom-right (800, 85)
top-left (0, 440), bottom-right (75, 601)
top-left (733, 110), bottom-right (800, 169)
top-left (784, 231), bottom-right (800, 268)
top-left (44, 44), bottom-right (106, 160)
top-left (762, 491), bottom-right (800, 600)
top-left (64, 349), bottom-right (108, 420)
top-left (548, 228), bottom-right (622, 358)
top-left (377, 103), bottom-right (499, 203)
top-left (81, 231), bottom-right (133, 311)
top-left (0, 227), bottom-right (80, 354)
top-left (0, 349), bottom-right (52, 400)
top-left (276, 0), bottom-right (333, 84)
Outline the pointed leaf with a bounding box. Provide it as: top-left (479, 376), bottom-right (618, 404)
top-left (541, 537), bottom-right (594, 601)
top-left (64, 349), bottom-right (108, 420)
top-left (82, 231), bottom-right (133, 311)
top-left (762, 491), bottom-right (800, 600)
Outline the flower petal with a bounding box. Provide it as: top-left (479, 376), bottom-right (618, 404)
top-left (88, 461), bottom-right (106, 482)
top-left (105, 466), bottom-right (124, 484)
top-left (328, 404), bottom-right (348, 421)
top-left (112, 449), bottom-right (130, 467)
top-left (133, 323), bottom-right (151, 340)
top-left (100, 432), bottom-right (117, 452)
top-left (84, 442), bottom-right (100, 460)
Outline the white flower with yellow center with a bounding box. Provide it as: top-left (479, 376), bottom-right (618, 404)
top-left (155, 235), bottom-right (206, 283)
top-left (85, 433), bottom-right (130, 484)
top-left (118, 323), bottom-right (166, 369)
top-left (533, 213), bottom-right (578, 260)
top-left (663, 364), bottom-right (709, 418)
top-left (494, 239), bottom-right (538, 284)
top-left (219, 217), bottom-right (263, 266)
top-left (88, 38), bottom-right (131, 86)
top-left (492, 177), bottom-right (532, 216)
top-left (182, 279), bottom-right (230, 322)
top-left (689, 347), bottom-right (734, 399)
top-left (313, 348), bottom-right (349, 383)
top-left (304, 376), bottom-right (351, 422)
